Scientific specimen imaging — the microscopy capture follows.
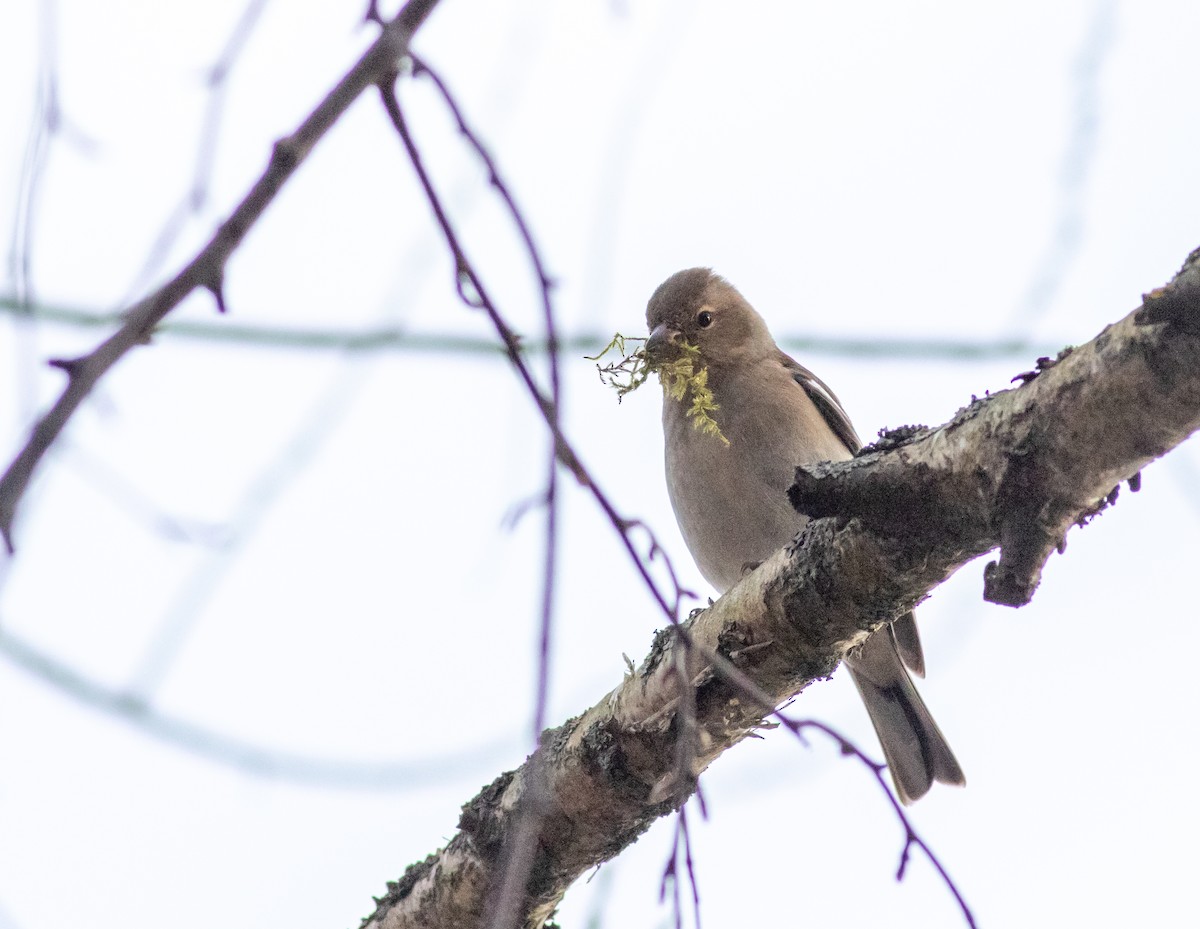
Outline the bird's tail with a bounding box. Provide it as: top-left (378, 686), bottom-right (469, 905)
top-left (845, 627), bottom-right (965, 804)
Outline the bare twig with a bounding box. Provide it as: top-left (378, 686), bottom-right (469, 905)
top-left (782, 719), bottom-right (975, 926)
top-left (662, 621), bottom-right (975, 926)
top-left (120, 0), bottom-right (272, 303)
top-left (409, 54), bottom-right (560, 386)
top-left (402, 56), bottom-right (566, 929)
top-left (404, 56), bottom-right (566, 760)
top-left (659, 801), bottom-right (703, 929)
top-left (377, 73), bottom-right (686, 625)
top-left (409, 54), bottom-right (565, 742)
top-left (0, 0), bottom-right (443, 552)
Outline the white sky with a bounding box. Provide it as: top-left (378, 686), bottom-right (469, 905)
top-left (1, 1), bottom-right (1199, 927)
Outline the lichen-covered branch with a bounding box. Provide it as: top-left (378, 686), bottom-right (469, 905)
top-left (790, 246), bottom-right (1200, 607)
top-left (362, 246), bottom-right (1200, 929)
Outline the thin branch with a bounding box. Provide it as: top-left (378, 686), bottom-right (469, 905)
top-left (7, 0), bottom-right (61, 307)
top-left (0, 295), bottom-right (1068, 360)
top-left (404, 57), bottom-right (566, 929)
top-left (124, 359), bottom-right (379, 698)
top-left (659, 801), bottom-right (702, 929)
top-left (1005, 0), bottom-right (1117, 330)
top-left (408, 54), bottom-right (561, 395)
top-left (401, 59), bottom-right (566, 769)
top-left (0, 624), bottom-right (515, 789)
top-left (58, 440), bottom-right (232, 547)
top-left (5, 0), bottom-right (92, 429)
top-left (370, 52), bottom-right (568, 929)
top-left (377, 74), bottom-right (686, 625)
top-left (409, 54), bottom-right (566, 741)
top-left (119, 0), bottom-right (272, 303)
top-left (783, 719), bottom-right (975, 927)
top-left (0, 0), bottom-right (443, 553)
top-left (659, 621), bottom-right (973, 926)
top-left (534, 463), bottom-right (558, 741)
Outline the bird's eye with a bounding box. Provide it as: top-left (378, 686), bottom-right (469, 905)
top-left (696, 310), bottom-right (713, 328)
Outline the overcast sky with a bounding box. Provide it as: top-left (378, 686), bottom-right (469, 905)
top-left (2, 1), bottom-right (1199, 927)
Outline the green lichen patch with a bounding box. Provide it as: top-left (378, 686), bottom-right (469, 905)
top-left (588, 334), bottom-right (728, 445)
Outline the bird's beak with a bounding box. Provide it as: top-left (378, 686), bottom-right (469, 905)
top-left (644, 324), bottom-right (682, 365)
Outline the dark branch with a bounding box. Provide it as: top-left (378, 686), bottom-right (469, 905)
top-left (376, 74), bottom-right (689, 626)
top-left (789, 247), bottom-right (1200, 607)
top-left (0, 0), bottom-right (442, 553)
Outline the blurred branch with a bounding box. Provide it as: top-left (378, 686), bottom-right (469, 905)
top-left (0, 0), bottom-right (442, 552)
top-left (0, 624), bottom-right (513, 789)
top-left (360, 248), bottom-right (1200, 929)
top-left (7, 0), bottom-right (63, 306)
top-left (1006, 0), bottom-right (1117, 330)
top-left (120, 0), bottom-right (271, 303)
top-left (59, 440), bottom-right (233, 547)
top-left (5, 0), bottom-right (97, 427)
top-left (0, 295), bottom-right (1063, 360)
top-left (122, 363), bottom-right (375, 699)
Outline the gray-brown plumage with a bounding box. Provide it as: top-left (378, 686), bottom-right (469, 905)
top-left (645, 267), bottom-right (964, 804)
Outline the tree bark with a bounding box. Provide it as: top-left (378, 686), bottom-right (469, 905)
top-left (361, 246), bottom-right (1200, 929)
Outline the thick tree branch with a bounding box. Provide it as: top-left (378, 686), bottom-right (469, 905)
top-left (362, 247), bottom-right (1200, 929)
top-left (0, 0), bottom-right (441, 552)
top-left (790, 246), bottom-right (1200, 606)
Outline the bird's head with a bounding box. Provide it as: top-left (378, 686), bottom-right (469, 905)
top-left (644, 268), bottom-right (775, 371)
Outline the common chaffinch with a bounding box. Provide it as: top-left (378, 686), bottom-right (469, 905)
top-left (645, 267), bottom-right (964, 804)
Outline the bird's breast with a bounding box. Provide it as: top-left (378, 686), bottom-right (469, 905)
top-left (663, 412), bottom-right (807, 593)
top-left (661, 371), bottom-right (853, 594)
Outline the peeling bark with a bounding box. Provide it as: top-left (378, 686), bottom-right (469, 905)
top-left (791, 246), bottom-right (1200, 606)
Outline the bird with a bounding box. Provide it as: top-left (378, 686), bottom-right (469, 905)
top-left (644, 267), bottom-right (964, 804)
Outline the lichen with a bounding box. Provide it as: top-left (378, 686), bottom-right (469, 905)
top-left (588, 334), bottom-right (728, 445)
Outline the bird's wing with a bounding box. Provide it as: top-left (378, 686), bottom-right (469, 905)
top-left (776, 349), bottom-right (863, 453)
top-left (777, 350), bottom-right (928, 676)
